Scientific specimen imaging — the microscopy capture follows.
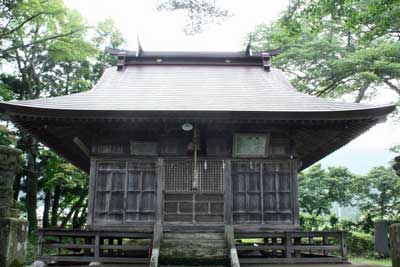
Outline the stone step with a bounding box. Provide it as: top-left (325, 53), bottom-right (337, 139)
top-left (160, 232), bottom-right (227, 265)
top-left (163, 232), bottom-right (225, 241)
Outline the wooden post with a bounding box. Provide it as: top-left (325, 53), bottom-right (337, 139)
top-left (156, 158), bottom-right (164, 224)
top-left (57, 236), bottom-right (62, 255)
top-left (323, 234), bottom-right (328, 256)
top-left (389, 224), bottom-right (400, 267)
top-left (84, 237), bottom-right (91, 256)
top-left (290, 159), bottom-right (300, 227)
top-left (285, 232), bottom-right (291, 259)
top-left (294, 237), bottom-right (301, 258)
top-left (118, 237), bottom-right (122, 257)
top-left (94, 234), bottom-right (100, 260)
top-left (108, 237), bottom-right (114, 256)
top-left (37, 231), bottom-right (44, 257)
top-left (87, 159), bottom-right (97, 225)
top-left (271, 237), bottom-right (277, 257)
top-left (224, 160), bottom-right (232, 225)
top-left (340, 232), bottom-right (347, 261)
top-left (225, 225), bottom-right (240, 267)
top-left (150, 223), bottom-right (162, 267)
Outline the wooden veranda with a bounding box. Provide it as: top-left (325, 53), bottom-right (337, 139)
top-left (36, 227), bottom-right (348, 266)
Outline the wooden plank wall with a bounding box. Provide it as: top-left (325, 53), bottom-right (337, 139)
top-left (231, 160), bottom-right (297, 225)
top-left (88, 131), bottom-right (299, 227)
top-left (93, 160), bottom-right (157, 224)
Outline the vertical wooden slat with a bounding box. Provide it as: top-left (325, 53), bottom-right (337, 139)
top-left (37, 231), bottom-right (44, 257)
top-left (57, 236), bottom-right (62, 255)
top-left (94, 234), bottom-right (100, 260)
top-left (323, 234), bottom-right (328, 256)
top-left (260, 162), bottom-right (264, 224)
top-left (224, 160), bottom-right (232, 225)
top-left (156, 158), bottom-right (164, 224)
top-left (137, 171), bottom-right (144, 221)
top-left (294, 237), bottom-right (301, 258)
top-left (123, 161), bottom-right (128, 223)
top-left (341, 232), bottom-right (347, 260)
top-left (285, 232), bottom-right (291, 258)
top-left (274, 164), bottom-right (280, 213)
top-left (291, 159), bottom-right (300, 226)
top-left (245, 166), bottom-right (250, 222)
top-left (192, 193), bottom-right (196, 223)
top-left (87, 158), bottom-right (97, 225)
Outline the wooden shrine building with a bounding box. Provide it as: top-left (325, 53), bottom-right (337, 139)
top-left (0, 49), bottom-right (395, 266)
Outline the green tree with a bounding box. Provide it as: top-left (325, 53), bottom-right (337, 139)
top-left (299, 164), bottom-right (355, 216)
top-left (0, 0), bottom-right (125, 233)
top-left (353, 166), bottom-right (400, 220)
top-left (157, 0), bottom-right (230, 35)
top-left (251, 0), bottom-right (400, 104)
top-left (39, 151), bottom-right (88, 229)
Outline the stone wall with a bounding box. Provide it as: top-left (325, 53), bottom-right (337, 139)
top-left (0, 146), bottom-right (28, 267)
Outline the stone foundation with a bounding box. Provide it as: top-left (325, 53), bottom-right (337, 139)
top-left (0, 146), bottom-right (28, 267)
top-left (0, 218), bottom-right (28, 267)
top-left (160, 232), bottom-right (226, 265)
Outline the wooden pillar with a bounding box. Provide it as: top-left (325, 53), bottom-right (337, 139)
top-left (156, 158), bottom-right (164, 224)
top-left (224, 160), bottom-right (232, 225)
top-left (389, 224), bottom-right (400, 267)
top-left (57, 236), bottom-right (62, 255)
top-left (37, 231), bottom-right (44, 257)
top-left (340, 232), bottom-right (347, 260)
top-left (87, 159), bottom-right (97, 226)
top-left (94, 234), bottom-right (100, 260)
top-left (285, 232), bottom-right (291, 258)
top-left (294, 237), bottom-right (301, 258)
top-left (290, 159), bottom-right (300, 227)
top-left (322, 234), bottom-right (328, 256)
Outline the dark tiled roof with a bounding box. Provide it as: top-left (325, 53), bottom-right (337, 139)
top-left (1, 66), bottom-right (393, 114)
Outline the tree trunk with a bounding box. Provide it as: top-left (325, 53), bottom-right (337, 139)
top-left (60, 190), bottom-right (87, 228)
top-left (51, 185), bottom-right (61, 227)
top-left (42, 189), bottom-right (51, 228)
top-left (72, 206), bottom-right (81, 229)
top-left (23, 134), bottom-right (39, 234)
top-left (389, 224), bottom-right (400, 267)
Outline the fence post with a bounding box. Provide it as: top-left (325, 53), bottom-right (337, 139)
top-left (340, 232), bottom-right (347, 261)
top-left (94, 234), bottom-right (100, 259)
top-left (389, 224), bottom-right (400, 267)
top-left (285, 232), bottom-right (291, 258)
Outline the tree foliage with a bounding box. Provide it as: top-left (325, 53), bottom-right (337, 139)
top-left (251, 0), bottom-right (400, 106)
top-left (0, 0), bottom-right (124, 232)
top-left (157, 0), bottom-right (230, 35)
top-left (299, 164), bottom-right (355, 216)
top-left (352, 166), bottom-right (400, 219)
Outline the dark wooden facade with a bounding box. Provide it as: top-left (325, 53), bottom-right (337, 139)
top-left (86, 126), bottom-right (299, 230)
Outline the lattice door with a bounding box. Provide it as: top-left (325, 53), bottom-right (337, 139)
top-left (163, 159), bottom-right (225, 223)
top-left (231, 160), bottom-right (294, 224)
top-left (93, 160), bottom-right (156, 224)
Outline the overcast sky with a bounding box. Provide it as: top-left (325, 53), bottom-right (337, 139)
top-left (64, 0), bottom-right (400, 174)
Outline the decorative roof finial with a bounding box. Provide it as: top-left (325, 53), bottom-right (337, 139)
top-left (136, 34), bottom-right (144, 57)
top-left (245, 34), bottom-right (252, 56)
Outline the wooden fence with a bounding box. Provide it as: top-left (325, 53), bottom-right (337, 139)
top-left (228, 229), bottom-right (348, 265)
top-left (36, 228), bottom-right (157, 265)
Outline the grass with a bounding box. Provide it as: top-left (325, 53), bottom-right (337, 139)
top-left (350, 256), bottom-right (392, 267)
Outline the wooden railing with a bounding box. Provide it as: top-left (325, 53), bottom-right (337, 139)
top-left (36, 228), bottom-right (153, 264)
top-left (232, 230), bottom-right (348, 265)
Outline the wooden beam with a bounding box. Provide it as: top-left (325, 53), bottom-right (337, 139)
top-left (73, 136), bottom-right (90, 157)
